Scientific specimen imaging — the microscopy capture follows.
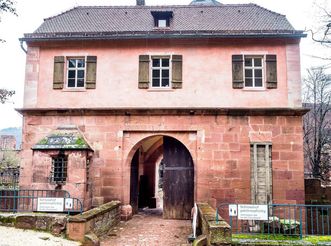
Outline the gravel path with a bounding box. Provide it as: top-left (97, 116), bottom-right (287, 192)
top-left (0, 226), bottom-right (80, 246)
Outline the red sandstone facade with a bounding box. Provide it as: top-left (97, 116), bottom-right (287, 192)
top-left (18, 3), bottom-right (306, 216)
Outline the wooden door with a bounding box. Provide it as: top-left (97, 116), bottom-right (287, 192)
top-left (251, 144), bottom-right (272, 205)
top-left (163, 136), bottom-right (194, 219)
top-left (130, 150), bottom-right (139, 214)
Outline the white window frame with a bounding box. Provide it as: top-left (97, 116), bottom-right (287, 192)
top-left (151, 56), bottom-right (171, 88)
top-left (244, 56), bottom-right (264, 89)
top-left (66, 57), bottom-right (86, 88)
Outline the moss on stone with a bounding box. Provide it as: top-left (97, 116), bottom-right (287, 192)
top-left (75, 137), bottom-right (86, 146)
top-left (0, 216), bottom-right (16, 225)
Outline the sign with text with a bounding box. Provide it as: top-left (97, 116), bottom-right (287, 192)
top-left (37, 197), bottom-right (64, 212)
top-left (238, 204), bottom-right (268, 220)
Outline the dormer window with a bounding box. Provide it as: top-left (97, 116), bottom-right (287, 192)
top-left (158, 19), bottom-right (167, 28)
top-left (151, 11), bottom-right (173, 28)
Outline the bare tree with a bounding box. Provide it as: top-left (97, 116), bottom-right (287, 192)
top-left (309, 3), bottom-right (331, 46)
top-left (0, 0), bottom-right (16, 103)
top-left (303, 67), bottom-right (331, 181)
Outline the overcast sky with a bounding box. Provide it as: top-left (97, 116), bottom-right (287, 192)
top-left (0, 0), bottom-right (330, 130)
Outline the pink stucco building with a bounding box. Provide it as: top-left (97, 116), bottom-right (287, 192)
top-left (18, 0), bottom-right (306, 219)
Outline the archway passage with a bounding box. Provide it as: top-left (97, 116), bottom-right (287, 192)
top-left (129, 136), bottom-right (194, 220)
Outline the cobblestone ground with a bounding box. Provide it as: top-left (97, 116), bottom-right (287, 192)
top-left (101, 209), bottom-right (192, 246)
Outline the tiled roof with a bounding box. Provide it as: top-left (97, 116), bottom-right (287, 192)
top-left (22, 4), bottom-right (305, 41)
top-left (32, 126), bottom-right (93, 151)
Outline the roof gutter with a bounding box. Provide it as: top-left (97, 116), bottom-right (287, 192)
top-left (19, 32), bottom-right (307, 42)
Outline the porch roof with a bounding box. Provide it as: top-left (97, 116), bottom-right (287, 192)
top-left (32, 126), bottom-right (93, 151)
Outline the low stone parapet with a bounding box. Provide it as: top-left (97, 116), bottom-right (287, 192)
top-left (196, 203), bottom-right (231, 246)
top-left (0, 213), bottom-right (67, 236)
top-left (67, 200), bottom-right (121, 244)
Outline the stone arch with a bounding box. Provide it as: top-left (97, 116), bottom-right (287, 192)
top-left (122, 132), bottom-right (197, 207)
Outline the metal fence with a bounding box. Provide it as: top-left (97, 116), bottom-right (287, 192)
top-left (217, 203), bottom-right (331, 239)
top-left (0, 189), bottom-right (83, 214)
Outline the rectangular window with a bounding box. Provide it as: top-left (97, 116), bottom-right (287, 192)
top-left (244, 56), bottom-right (263, 88)
top-left (51, 154), bottom-right (68, 184)
top-left (250, 143), bottom-right (272, 205)
top-left (151, 57), bottom-right (170, 88)
top-left (67, 58), bottom-right (85, 88)
top-left (158, 19), bottom-right (167, 28)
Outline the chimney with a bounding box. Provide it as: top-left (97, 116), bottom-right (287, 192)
top-left (136, 0), bottom-right (145, 6)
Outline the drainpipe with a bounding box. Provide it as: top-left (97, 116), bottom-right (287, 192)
top-left (20, 41), bottom-right (27, 54)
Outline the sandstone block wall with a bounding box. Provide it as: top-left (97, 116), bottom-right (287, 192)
top-left (20, 113), bottom-right (305, 209)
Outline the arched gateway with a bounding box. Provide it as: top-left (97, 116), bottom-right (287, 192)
top-left (129, 135), bottom-right (194, 219)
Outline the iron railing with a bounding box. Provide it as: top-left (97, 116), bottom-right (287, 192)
top-left (0, 189), bottom-right (83, 214)
top-left (217, 203), bottom-right (331, 239)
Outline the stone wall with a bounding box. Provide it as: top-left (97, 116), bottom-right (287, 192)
top-left (195, 203), bottom-right (231, 246)
top-left (305, 178), bottom-right (331, 204)
top-left (67, 200), bottom-right (121, 243)
top-left (0, 135), bottom-right (16, 150)
top-left (20, 113), bottom-right (305, 209)
top-left (0, 213), bottom-right (67, 236)
top-left (22, 150), bottom-right (91, 210)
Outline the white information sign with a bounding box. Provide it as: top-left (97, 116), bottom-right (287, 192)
top-left (65, 198), bottom-right (73, 209)
top-left (238, 204), bottom-right (268, 220)
top-left (229, 204), bottom-right (238, 217)
top-left (37, 197), bottom-right (64, 212)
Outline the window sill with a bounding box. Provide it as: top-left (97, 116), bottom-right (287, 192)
top-left (242, 87), bottom-right (267, 92)
top-left (147, 87), bottom-right (174, 92)
top-left (62, 88), bottom-right (87, 92)
top-left (153, 27), bottom-right (171, 31)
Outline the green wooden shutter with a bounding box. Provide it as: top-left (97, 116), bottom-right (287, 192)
top-left (266, 55), bottom-right (277, 89)
top-left (53, 56), bottom-right (65, 89)
top-left (138, 55), bottom-right (150, 89)
top-left (232, 55), bottom-right (244, 89)
top-left (172, 55), bottom-right (183, 89)
top-left (86, 56), bottom-right (97, 89)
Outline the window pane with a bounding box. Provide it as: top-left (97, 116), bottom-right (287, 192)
top-left (152, 70), bottom-right (160, 78)
top-left (162, 69), bottom-right (169, 78)
top-left (254, 69), bottom-right (262, 78)
top-left (245, 78), bottom-right (253, 87)
top-left (162, 59), bottom-right (169, 67)
top-left (68, 59), bottom-right (76, 68)
top-left (254, 58), bottom-right (262, 67)
top-left (152, 59), bottom-right (160, 67)
top-left (158, 19), bottom-right (167, 28)
top-left (77, 59), bottom-right (85, 68)
top-left (68, 79), bottom-right (75, 87)
top-left (77, 70), bottom-right (85, 79)
top-left (162, 78), bottom-right (169, 87)
top-left (255, 78), bottom-right (263, 87)
top-left (245, 58), bottom-right (252, 67)
top-left (152, 78), bottom-right (160, 87)
top-left (245, 69), bottom-right (252, 78)
top-left (68, 70), bottom-right (76, 79)
top-left (77, 79), bottom-right (85, 87)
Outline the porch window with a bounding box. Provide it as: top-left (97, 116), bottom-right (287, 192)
top-left (67, 58), bottom-right (85, 88)
top-left (51, 153), bottom-right (68, 184)
top-left (152, 57), bottom-right (170, 88)
top-left (250, 143), bottom-right (272, 204)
